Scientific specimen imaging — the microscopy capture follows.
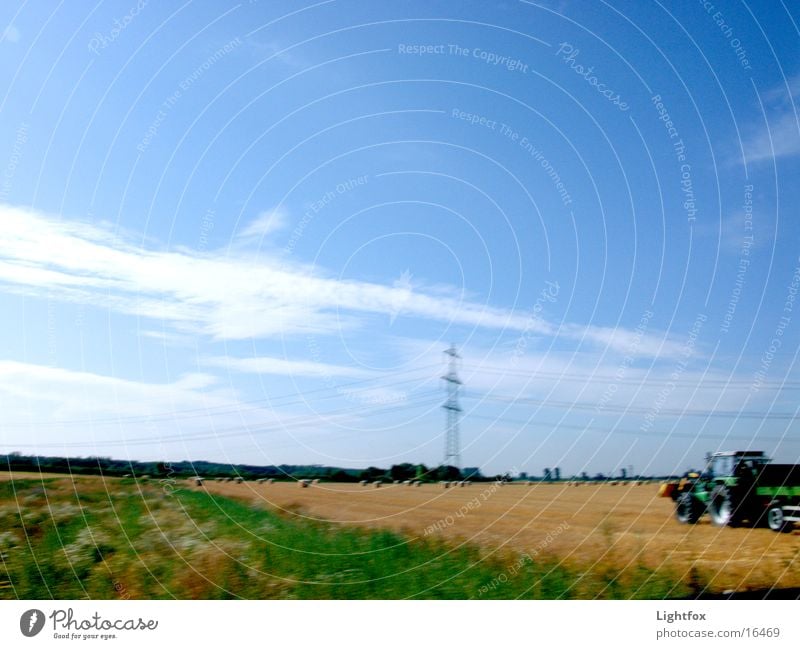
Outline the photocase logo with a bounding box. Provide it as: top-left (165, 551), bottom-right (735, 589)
top-left (20, 609), bottom-right (45, 637)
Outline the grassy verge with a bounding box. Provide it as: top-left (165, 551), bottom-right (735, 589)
top-left (0, 477), bottom-right (693, 599)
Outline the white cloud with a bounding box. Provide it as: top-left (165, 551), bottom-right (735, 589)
top-left (388, 269), bottom-right (414, 325)
top-left (0, 203), bottom-right (684, 359)
top-left (449, 347), bottom-right (773, 419)
top-left (242, 37), bottom-right (306, 70)
top-left (205, 355), bottom-right (372, 379)
top-left (742, 76), bottom-right (800, 164)
top-left (694, 211), bottom-right (765, 255)
top-left (389, 336), bottom-right (732, 416)
top-left (0, 203), bottom-right (533, 340)
top-left (0, 360), bottom-right (361, 460)
top-left (559, 323), bottom-right (687, 360)
top-left (2, 25), bottom-right (20, 43)
top-left (743, 111), bottom-right (800, 164)
top-left (761, 73), bottom-right (800, 105)
top-left (236, 208), bottom-right (288, 240)
top-left (0, 360), bottom-right (224, 421)
top-left (139, 329), bottom-right (198, 346)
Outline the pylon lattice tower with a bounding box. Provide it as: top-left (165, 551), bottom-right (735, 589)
top-left (442, 344), bottom-right (462, 469)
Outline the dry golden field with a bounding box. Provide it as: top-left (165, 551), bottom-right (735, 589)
top-left (3, 471), bottom-right (799, 596)
top-left (198, 479), bottom-right (800, 593)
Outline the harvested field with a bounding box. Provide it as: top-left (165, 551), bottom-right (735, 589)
top-left (2, 471), bottom-right (798, 597)
top-left (4, 473), bottom-right (670, 599)
top-left (0, 471), bottom-right (80, 480)
top-left (199, 479), bottom-right (800, 594)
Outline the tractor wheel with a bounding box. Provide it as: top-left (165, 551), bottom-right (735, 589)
top-left (676, 492), bottom-right (702, 524)
top-left (708, 485), bottom-right (739, 527)
top-left (766, 502), bottom-right (791, 533)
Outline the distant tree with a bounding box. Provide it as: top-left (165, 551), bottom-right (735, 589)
top-left (390, 463), bottom-right (416, 481)
top-left (359, 466), bottom-right (387, 481)
top-left (433, 465), bottom-right (462, 481)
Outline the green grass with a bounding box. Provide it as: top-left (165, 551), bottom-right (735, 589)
top-left (0, 478), bottom-right (693, 599)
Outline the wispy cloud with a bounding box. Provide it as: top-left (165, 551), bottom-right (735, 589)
top-left (743, 112), bottom-right (800, 164)
top-left (242, 37), bottom-right (306, 70)
top-left (204, 355), bottom-right (372, 379)
top-left (743, 75), bottom-right (800, 164)
top-left (236, 207), bottom-right (288, 241)
top-left (0, 360), bottom-right (228, 425)
top-left (695, 211), bottom-right (764, 255)
top-left (448, 345), bottom-right (779, 418)
top-left (0, 204), bottom-right (685, 359)
top-left (761, 73), bottom-right (800, 105)
top-left (1, 25), bottom-right (20, 44)
top-left (0, 359), bottom-right (357, 459)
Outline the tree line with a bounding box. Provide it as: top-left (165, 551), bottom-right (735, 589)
top-left (1, 452), bottom-right (495, 482)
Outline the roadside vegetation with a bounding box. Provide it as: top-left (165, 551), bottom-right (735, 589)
top-left (0, 476), bottom-right (692, 599)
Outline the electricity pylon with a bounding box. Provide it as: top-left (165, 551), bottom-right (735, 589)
top-left (442, 344), bottom-right (462, 469)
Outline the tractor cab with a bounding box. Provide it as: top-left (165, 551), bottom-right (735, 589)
top-left (703, 451), bottom-right (770, 482)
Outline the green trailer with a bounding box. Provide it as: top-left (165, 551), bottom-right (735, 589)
top-left (672, 451), bottom-right (800, 532)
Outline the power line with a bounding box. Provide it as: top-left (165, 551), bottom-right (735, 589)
top-left (465, 391), bottom-right (800, 420)
top-left (468, 413), bottom-right (797, 444)
top-left (2, 395), bottom-right (445, 449)
top-left (461, 363), bottom-right (800, 389)
top-left (1, 363), bottom-right (441, 428)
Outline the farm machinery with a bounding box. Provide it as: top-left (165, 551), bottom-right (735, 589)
top-left (661, 451), bottom-right (800, 532)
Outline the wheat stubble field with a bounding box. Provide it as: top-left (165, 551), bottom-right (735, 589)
top-left (200, 479), bottom-right (800, 593)
top-left (2, 471), bottom-right (799, 598)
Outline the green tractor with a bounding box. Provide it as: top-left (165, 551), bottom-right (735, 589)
top-left (668, 451), bottom-right (800, 532)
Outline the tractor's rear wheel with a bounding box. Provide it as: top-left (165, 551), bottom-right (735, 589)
top-left (766, 502), bottom-right (791, 533)
top-left (676, 492), bottom-right (702, 524)
top-left (708, 485), bottom-right (739, 527)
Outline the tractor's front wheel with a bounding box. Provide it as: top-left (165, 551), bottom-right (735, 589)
top-left (708, 485), bottom-right (738, 527)
top-left (676, 492), bottom-right (702, 524)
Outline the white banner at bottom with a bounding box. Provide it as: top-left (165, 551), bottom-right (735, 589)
top-left (0, 600), bottom-right (796, 648)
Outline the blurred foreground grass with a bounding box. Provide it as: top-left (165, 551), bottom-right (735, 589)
top-left (0, 477), bottom-right (692, 599)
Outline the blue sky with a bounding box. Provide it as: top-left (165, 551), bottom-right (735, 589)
top-left (0, 0), bottom-right (798, 476)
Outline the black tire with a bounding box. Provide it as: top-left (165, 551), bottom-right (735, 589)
top-left (708, 485), bottom-right (739, 527)
top-left (676, 492), bottom-right (702, 524)
top-left (766, 502), bottom-right (791, 533)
